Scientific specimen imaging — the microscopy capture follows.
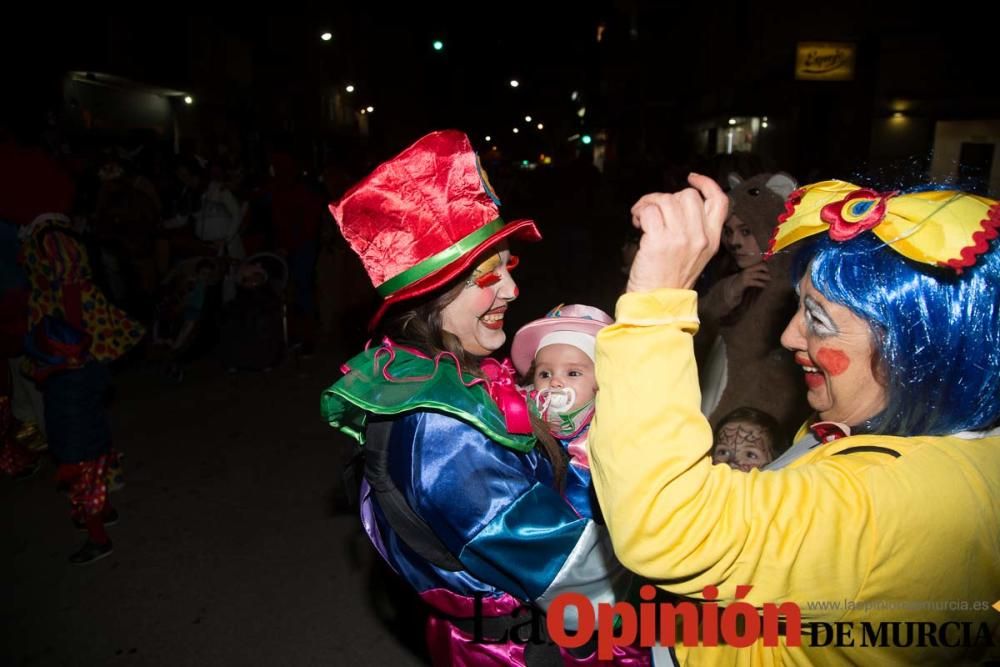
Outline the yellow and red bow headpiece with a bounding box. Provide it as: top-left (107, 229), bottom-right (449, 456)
top-left (765, 180), bottom-right (1000, 273)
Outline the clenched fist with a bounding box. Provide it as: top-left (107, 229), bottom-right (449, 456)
top-left (626, 173), bottom-right (729, 293)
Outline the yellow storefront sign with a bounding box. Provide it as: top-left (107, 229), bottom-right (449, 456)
top-left (795, 42), bottom-right (856, 81)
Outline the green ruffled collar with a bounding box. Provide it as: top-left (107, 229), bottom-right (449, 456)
top-left (321, 339), bottom-right (537, 453)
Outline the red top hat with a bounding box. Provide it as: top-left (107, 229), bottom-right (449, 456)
top-left (330, 130), bottom-right (541, 329)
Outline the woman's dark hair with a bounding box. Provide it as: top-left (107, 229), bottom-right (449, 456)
top-left (376, 273), bottom-right (568, 488)
top-left (713, 407), bottom-right (786, 458)
top-left (377, 279), bottom-right (482, 375)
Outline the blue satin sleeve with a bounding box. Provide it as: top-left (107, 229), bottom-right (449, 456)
top-left (387, 412), bottom-right (589, 600)
top-left (562, 458), bottom-right (596, 519)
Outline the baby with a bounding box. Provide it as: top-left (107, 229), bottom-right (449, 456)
top-left (512, 304), bottom-right (613, 469)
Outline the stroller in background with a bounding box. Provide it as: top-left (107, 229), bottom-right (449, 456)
top-left (150, 257), bottom-right (223, 381)
top-left (218, 252), bottom-right (288, 372)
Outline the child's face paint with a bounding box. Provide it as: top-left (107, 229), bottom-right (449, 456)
top-left (712, 421), bottom-right (773, 472)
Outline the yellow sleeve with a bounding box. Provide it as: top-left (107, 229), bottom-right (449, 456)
top-left (590, 288), bottom-right (877, 610)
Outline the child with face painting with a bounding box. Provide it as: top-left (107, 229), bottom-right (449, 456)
top-left (710, 407), bottom-right (784, 472)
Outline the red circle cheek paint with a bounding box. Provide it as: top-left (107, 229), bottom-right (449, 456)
top-left (816, 347), bottom-right (850, 376)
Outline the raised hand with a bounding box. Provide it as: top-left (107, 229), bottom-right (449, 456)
top-left (626, 174), bottom-right (729, 293)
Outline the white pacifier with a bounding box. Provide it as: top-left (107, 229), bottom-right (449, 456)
top-left (536, 387), bottom-right (577, 415)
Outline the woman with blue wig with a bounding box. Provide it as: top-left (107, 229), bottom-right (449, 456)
top-left (589, 176), bottom-right (1000, 665)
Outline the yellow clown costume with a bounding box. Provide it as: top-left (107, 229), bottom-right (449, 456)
top-left (590, 181), bottom-right (1000, 665)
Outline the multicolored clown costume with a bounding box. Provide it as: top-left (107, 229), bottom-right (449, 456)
top-left (1, 142), bottom-right (143, 563)
top-left (322, 132), bottom-right (647, 666)
top-left (591, 180), bottom-right (1000, 665)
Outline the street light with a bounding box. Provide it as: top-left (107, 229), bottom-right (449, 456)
top-left (581, 134), bottom-right (592, 145)
top-left (485, 135), bottom-right (492, 142)
top-left (433, 40), bottom-right (444, 51)
top-left (510, 79), bottom-right (520, 88)
top-left (513, 128), bottom-right (519, 134)
top-left (183, 96), bottom-right (193, 105)
top-left (366, 106), bottom-right (374, 113)
top-left (321, 32), bottom-right (333, 41)
top-left (524, 115), bottom-right (532, 123)
top-left (345, 84), bottom-right (355, 93)
top-left (536, 123), bottom-right (544, 130)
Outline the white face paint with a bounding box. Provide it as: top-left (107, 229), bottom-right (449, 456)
top-left (440, 249), bottom-right (518, 356)
top-left (780, 275), bottom-right (887, 425)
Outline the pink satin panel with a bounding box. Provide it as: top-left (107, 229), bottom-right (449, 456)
top-left (425, 617), bottom-right (529, 667)
top-left (480, 358), bottom-right (532, 435)
top-left (420, 588), bottom-right (651, 666)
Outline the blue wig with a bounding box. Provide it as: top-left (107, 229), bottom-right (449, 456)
top-left (791, 233), bottom-right (1000, 436)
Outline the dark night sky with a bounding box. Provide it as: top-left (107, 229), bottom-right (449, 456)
top-left (4, 5), bottom-right (999, 168)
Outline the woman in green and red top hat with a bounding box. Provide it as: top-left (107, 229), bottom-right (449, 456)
top-left (322, 131), bottom-right (647, 666)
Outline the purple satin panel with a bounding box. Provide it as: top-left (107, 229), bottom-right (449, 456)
top-left (358, 479), bottom-right (397, 574)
